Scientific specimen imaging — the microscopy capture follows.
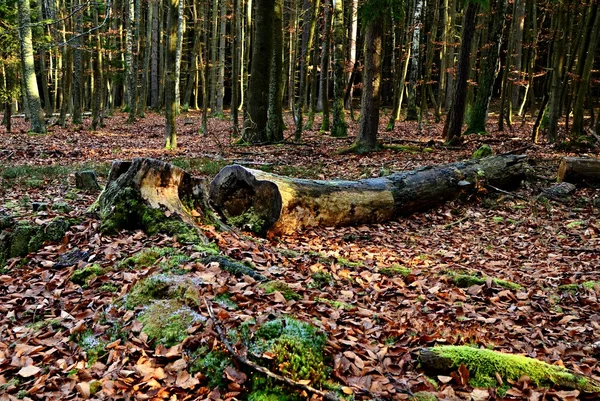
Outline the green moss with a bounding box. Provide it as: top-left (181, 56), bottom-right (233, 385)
top-left (71, 264), bottom-right (105, 286)
top-left (247, 389), bottom-right (301, 401)
top-left (138, 299), bottom-right (205, 347)
top-left (159, 253), bottom-right (192, 274)
top-left (76, 330), bottom-right (106, 366)
top-left (582, 281), bottom-right (600, 290)
top-left (125, 274), bottom-right (203, 309)
top-left (378, 264), bottom-right (411, 277)
top-left (201, 254), bottom-right (265, 281)
top-left (472, 144), bottom-right (493, 159)
top-left (0, 378), bottom-right (20, 391)
top-left (450, 273), bottom-right (522, 291)
top-left (100, 283), bottom-right (119, 293)
top-left (559, 281), bottom-right (600, 293)
top-left (261, 280), bottom-right (301, 301)
top-left (428, 345), bottom-right (600, 392)
top-left (51, 202), bottom-right (73, 213)
top-left (308, 271), bottom-right (334, 289)
top-left (337, 257), bottom-right (362, 268)
top-left (190, 347), bottom-right (232, 388)
top-left (170, 157), bottom-right (229, 177)
top-left (89, 380), bottom-right (102, 396)
top-left (252, 317), bottom-right (328, 385)
top-left (385, 144), bottom-right (421, 154)
top-left (226, 207), bottom-right (266, 234)
top-left (118, 247), bottom-right (163, 269)
top-left (316, 297), bottom-right (352, 310)
top-left (412, 391), bottom-right (438, 401)
top-left (213, 293), bottom-right (238, 309)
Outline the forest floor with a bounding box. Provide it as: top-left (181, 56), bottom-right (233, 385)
top-left (1, 111), bottom-right (599, 401)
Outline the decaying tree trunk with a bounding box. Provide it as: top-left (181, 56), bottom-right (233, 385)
top-left (93, 158), bottom-right (213, 242)
top-left (558, 157), bottom-right (600, 185)
top-left (209, 155), bottom-right (527, 235)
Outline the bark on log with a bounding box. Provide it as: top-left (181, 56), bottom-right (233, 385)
top-left (93, 158), bottom-right (213, 241)
top-left (209, 155), bottom-right (527, 235)
top-left (558, 157), bottom-right (600, 185)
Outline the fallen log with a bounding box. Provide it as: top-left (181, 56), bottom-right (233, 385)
top-left (419, 346), bottom-right (600, 392)
top-left (558, 157), bottom-right (600, 185)
top-left (92, 158), bottom-right (214, 242)
top-left (209, 155), bottom-right (527, 235)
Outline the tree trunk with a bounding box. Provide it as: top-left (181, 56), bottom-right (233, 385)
top-left (209, 154), bottom-right (527, 235)
top-left (510, 0), bottom-right (526, 115)
top-left (216, 0), bottom-right (227, 114)
top-left (345, 0), bottom-right (358, 109)
top-left (267, 0), bottom-right (285, 142)
top-left (91, 4), bottom-right (104, 130)
top-left (331, 0), bottom-right (347, 137)
top-left (443, 1), bottom-right (479, 143)
top-left (175, 0), bottom-right (184, 112)
top-left (209, 0), bottom-right (220, 111)
top-left (354, 16), bottom-right (383, 153)
top-left (571, 3), bottom-right (600, 136)
top-left (466, 0), bottom-right (507, 134)
top-left (125, 0), bottom-right (137, 122)
top-left (231, 0), bottom-right (241, 136)
top-left (165, 0), bottom-right (179, 149)
top-left (94, 158), bottom-right (212, 242)
top-left (558, 157), bottom-right (600, 185)
top-left (242, 0), bottom-right (274, 143)
top-left (150, 0), bottom-right (159, 109)
top-left (547, 3), bottom-right (567, 142)
top-left (406, 0), bottom-right (423, 121)
top-left (17, 0), bottom-right (46, 134)
top-left (138, 0), bottom-right (153, 116)
top-left (319, 0), bottom-right (331, 132)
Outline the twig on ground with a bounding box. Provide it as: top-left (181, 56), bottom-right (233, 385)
top-left (203, 298), bottom-right (341, 401)
top-left (486, 184), bottom-right (530, 201)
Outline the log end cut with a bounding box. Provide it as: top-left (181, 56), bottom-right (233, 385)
top-left (558, 157), bottom-right (600, 185)
top-left (209, 165), bottom-right (282, 235)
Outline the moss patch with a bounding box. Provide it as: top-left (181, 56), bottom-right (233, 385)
top-left (138, 299), bottom-right (205, 346)
top-left (378, 264), bottom-right (411, 277)
top-left (559, 281), bottom-right (600, 294)
top-left (472, 144), bottom-right (493, 159)
top-left (261, 280), bottom-right (301, 301)
top-left (316, 297), bottom-right (352, 310)
top-left (201, 254), bottom-right (265, 281)
top-left (71, 264), bottom-right (105, 286)
top-left (74, 329), bottom-right (106, 366)
top-left (427, 345), bottom-right (600, 391)
top-left (412, 391), bottom-right (438, 401)
top-left (226, 206), bottom-right (266, 234)
top-left (125, 274), bottom-right (203, 309)
top-left (308, 271), bottom-right (334, 289)
top-left (118, 247), bottom-right (163, 269)
top-left (449, 272), bottom-right (522, 291)
top-left (190, 347), bottom-right (232, 388)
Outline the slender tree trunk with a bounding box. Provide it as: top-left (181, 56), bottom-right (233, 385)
top-left (547, 2), bottom-right (567, 142)
top-left (150, 0), bottom-right (159, 109)
top-left (231, 0), bottom-right (241, 135)
top-left (331, 0), bottom-right (347, 137)
top-left (36, 0), bottom-right (52, 116)
top-left (294, 0), bottom-right (320, 141)
top-left (216, 0), bottom-right (227, 114)
top-left (466, 0), bottom-right (507, 134)
top-left (510, 0), bottom-right (526, 115)
top-left (242, 0), bottom-right (274, 143)
top-left (72, 0), bottom-right (83, 125)
top-left (17, 0), bottom-right (46, 133)
top-left (354, 15), bottom-right (383, 153)
top-left (165, 0), bottom-right (180, 149)
top-left (437, 0), bottom-right (449, 113)
top-left (209, 0), bottom-right (220, 111)
top-left (572, 2), bottom-right (600, 136)
top-left (443, 1), bottom-right (479, 144)
top-left (319, 0), bottom-right (331, 132)
top-left (424, 0), bottom-right (441, 122)
top-left (175, 0), bottom-right (184, 112)
top-left (267, 0), bottom-right (285, 141)
top-left (444, 0), bottom-right (456, 110)
top-left (406, 0), bottom-right (423, 121)
top-left (345, 0), bottom-right (358, 109)
top-left (125, 0), bottom-right (137, 122)
top-left (138, 0), bottom-right (153, 116)
top-left (91, 4), bottom-right (104, 130)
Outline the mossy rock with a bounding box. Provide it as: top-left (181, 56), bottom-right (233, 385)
top-left (420, 345), bottom-right (600, 392)
top-left (125, 274), bottom-right (203, 309)
top-left (201, 254), bottom-right (266, 281)
top-left (117, 247), bottom-right (163, 269)
top-left (138, 299), bottom-right (206, 347)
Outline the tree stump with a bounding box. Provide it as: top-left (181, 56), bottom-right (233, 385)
top-left (209, 155), bottom-right (527, 235)
top-left (93, 158), bottom-right (213, 242)
top-left (75, 170), bottom-right (101, 192)
top-left (558, 157), bottom-right (600, 185)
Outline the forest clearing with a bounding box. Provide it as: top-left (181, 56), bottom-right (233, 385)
top-left (2, 0), bottom-right (600, 398)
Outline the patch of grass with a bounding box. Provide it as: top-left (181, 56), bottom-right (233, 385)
top-left (261, 280), bottom-right (301, 301)
top-left (336, 257), bottom-right (362, 268)
top-left (566, 220), bottom-right (585, 229)
top-left (378, 264), bottom-right (411, 277)
top-left (559, 281), bottom-right (600, 294)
